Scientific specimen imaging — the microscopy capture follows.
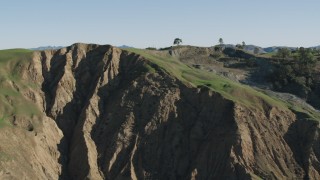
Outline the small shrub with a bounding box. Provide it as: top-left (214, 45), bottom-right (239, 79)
top-left (245, 58), bottom-right (257, 67)
top-left (146, 47), bottom-right (157, 50)
top-left (210, 52), bottom-right (222, 59)
top-left (159, 46), bottom-right (172, 51)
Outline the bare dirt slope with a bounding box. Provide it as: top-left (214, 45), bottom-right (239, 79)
top-left (0, 43), bottom-right (320, 179)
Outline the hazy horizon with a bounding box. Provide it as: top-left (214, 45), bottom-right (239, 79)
top-left (1, 0), bottom-right (319, 49)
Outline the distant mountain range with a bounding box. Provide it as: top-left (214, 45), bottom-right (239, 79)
top-left (262, 46), bottom-right (294, 53)
top-left (243, 45), bottom-right (320, 54)
top-left (221, 44), bottom-right (289, 54)
top-left (312, 45), bottom-right (320, 50)
top-left (30, 46), bottom-right (64, 51)
top-left (220, 43), bottom-right (320, 54)
top-left (117, 45), bottom-right (133, 49)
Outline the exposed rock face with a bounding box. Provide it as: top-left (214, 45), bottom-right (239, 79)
top-left (1, 43), bottom-right (320, 179)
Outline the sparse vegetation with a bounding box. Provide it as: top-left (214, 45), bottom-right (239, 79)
top-left (127, 49), bottom-right (274, 106)
top-left (245, 57), bottom-right (258, 67)
top-left (210, 51), bottom-right (223, 59)
top-left (254, 47), bottom-right (259, 54)
top-left (146, 47), bottom-right (157, 50)
top-left (214, 45), bottom-right (223, 52)
top-left (0, 49), bottom-right (40, 127)
top-left (126, 47), bottom-right (320, 121)
top-left (236, 41), bottom-right (246, 49)
top-left (0, 116), bottom-right (5, 128)
top-left (275, 48), bottom-right (291, 59)
top-left (158, 46), bottom-right (172, 51)
top-left (236, 44), bottom-right (243, 49)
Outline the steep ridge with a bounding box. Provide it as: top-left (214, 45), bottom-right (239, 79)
top-left (0, 43), bottom-right (320, 179)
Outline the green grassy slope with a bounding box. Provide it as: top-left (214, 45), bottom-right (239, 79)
top-left (126, 48), bottom-right (320, 121)
top-left (0, 49), bottom-right (39, 128)
top-left (0, 47), bottom-right (318, 126)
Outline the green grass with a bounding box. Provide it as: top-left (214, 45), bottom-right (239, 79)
top-left (0, 151), bottom-right (11, 161)
top-left (126, 48), bottom-right (283, 108)
top-left (0, 47), bottom-right (318, 123)
top-left (0, 49), bottom-right (32, 73)
top-left (0, 49), bottom-right (32, 62)
top-left (259, 52), bottom-right (277, 58)
top-left (0, 115), bottom-right (11, 128)
top-left (0, 49), bottom-right (33, 82)
top-left (0, 116), bottom-right (5, 128)
top-left (259, 89), bottom-right (320, 121)
top-left (126, 48), bottom-right (320, 121)
top-left (144, 64), bottom-right (157, 73)
top-left (0, 49), bottom-right (40, 127)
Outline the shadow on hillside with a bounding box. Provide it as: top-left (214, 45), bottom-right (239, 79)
top-left (284, 113), bottom-right (319, 180)
top-left (58, 137), bottom-right (70, 180)
top-left (240, 58), bottom-right (274, 89)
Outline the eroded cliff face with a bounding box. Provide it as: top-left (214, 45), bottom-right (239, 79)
top-left (1, 43), bottom-right (320, 179)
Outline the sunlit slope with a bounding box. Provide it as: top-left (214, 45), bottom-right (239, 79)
top-left (126, 48), bottom-right (320, 121)
top-left (0, 49), bottom-right (39, 127)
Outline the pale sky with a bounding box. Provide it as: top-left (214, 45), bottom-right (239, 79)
top-left (0, 0), bottom-right (319, 49)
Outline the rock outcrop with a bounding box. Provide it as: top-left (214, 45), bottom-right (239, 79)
top-left (0, 43), bottom-right (319, 179)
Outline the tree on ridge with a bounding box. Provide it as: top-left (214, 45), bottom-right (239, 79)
top-left (219, 38), bottom-right (224, 45)
top-left (174, 38), bottom-right (182, 46)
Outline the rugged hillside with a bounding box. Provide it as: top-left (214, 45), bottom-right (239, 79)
top-left (0, 43), bottom-right (320, 179)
